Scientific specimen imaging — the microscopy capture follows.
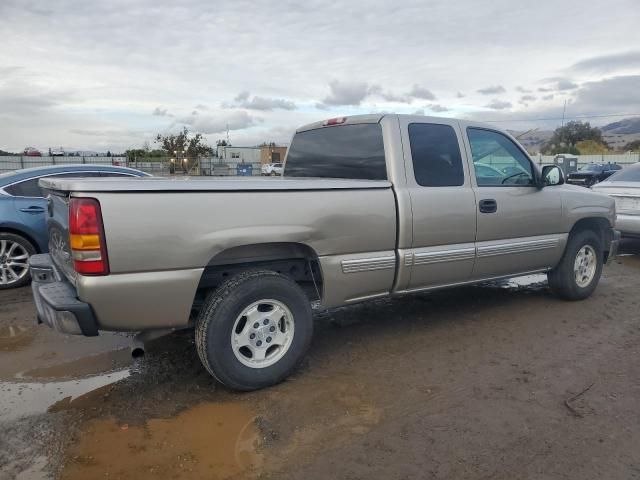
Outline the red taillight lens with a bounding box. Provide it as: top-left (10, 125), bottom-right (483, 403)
top-left (69, 198), bottom-right (109, 275)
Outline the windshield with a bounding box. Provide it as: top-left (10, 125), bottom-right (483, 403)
top-left (606, 165), bottom-right (640, 182)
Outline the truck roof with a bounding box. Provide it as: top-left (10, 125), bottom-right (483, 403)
top-left (296, 113), bottom-right (505, 134)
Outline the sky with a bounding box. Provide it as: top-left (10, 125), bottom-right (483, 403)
top-left (1, 0), bottom-right (640, 153)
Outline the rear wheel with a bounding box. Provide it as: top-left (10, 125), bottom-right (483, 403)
top-left (0, 233), bottom-right (36, 290)
top-left (195, 270), bottom-right (313, 391)
top-left (548, 229), bottom-right (603, 300)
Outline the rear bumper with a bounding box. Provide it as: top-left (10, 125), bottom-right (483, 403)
top-left (29, 254), bottom-right (99, 336)
top-left (616, 213), bottom-right (640, 237)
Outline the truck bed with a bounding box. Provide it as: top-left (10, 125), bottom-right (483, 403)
top-left (39, 176), bottom-right (392, 193)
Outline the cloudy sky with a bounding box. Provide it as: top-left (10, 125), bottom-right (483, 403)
top-left (1, 0), bottom-right (640, 152)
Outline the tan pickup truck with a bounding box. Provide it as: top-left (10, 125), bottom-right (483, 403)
top-left (30, 114), bottom-right (619, 390)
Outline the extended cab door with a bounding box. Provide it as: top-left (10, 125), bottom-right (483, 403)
top-left (397, 117), bottom-right (477, 291)
top-left (461, 124), bottom-right (565, 279)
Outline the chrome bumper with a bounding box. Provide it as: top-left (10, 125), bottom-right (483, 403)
top-left (29, 254), bottom-right (99, 336)
top-left (616, 214), bottom-right (640, 237)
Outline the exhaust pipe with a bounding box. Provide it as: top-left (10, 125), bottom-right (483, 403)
top-left (131, 328), bottom-right (175, 358)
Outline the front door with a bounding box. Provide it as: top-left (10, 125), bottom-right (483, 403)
top-left (399, 118), bottom-right (477, 290)
top-left (462, 126), bottom-right (565, 279)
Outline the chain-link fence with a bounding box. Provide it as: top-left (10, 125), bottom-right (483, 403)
top-left (0, 156), bottom-right (266, 177)
top-left (2, 153), bottom-right (639, 177)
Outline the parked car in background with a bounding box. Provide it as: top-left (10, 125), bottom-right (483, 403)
top-left (0, 164), bottom-right (149, 289)
top-left (566, 163), bottom-right (622, 187)
top-left (261, 163), bottom-right (283, 176)
top-left (592, 162), bottom-right (640, 238)
top-left (23, 147), bottom-right (42, 157)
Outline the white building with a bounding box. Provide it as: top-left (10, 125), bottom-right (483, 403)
top-left (216, 146), bottom-right (261, 163)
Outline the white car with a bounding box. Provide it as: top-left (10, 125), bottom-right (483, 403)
top-left (261, 163), bottom-right (283, 176)
top-left (592, 163), bottom-right (640, 238)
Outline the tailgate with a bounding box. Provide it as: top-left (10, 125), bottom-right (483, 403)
top-left (45, 192), bottom-right (77, 284)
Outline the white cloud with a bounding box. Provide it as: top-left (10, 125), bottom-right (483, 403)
top-left (321, 80), bottom-right (373, 106)
top-left (408, 85), bottom-right (436, 100)
top-left (178, 110), bottom-right (260, 135)
top-left (485, 99), bottom-right (512, 110)
top-left (478, 85), bottom-right (506, 95)
top-left (0, 0), bottom-right (639, 151)
top-left (227, 92), bottom-right (296, 111)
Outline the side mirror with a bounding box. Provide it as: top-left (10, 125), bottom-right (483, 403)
top-left (541, 165), bottom-right (564, 187)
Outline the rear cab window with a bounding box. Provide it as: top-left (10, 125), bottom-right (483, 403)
top-left (284, 124), bottom-right (387, 180)
top-left (408, 123), bottom-right (465, 186)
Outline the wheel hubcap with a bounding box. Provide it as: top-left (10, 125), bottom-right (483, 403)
top-left (0, 240), bottom-right (30, 285)
top-left (574, 245), bottom-right (597, 288)
top-left (231, 299), bottom-right (295, 369)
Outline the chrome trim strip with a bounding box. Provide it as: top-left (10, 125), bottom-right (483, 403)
top-left (341, 255), bottom-right (396, 274)
top-left (477, 238), bottom-right (559, 258)
top-left (404, 252), bottom-right (414, 267)
top-left (413, 247), bottom-right (476, 266)
top-left (345, 292), bottom-right (390, 303)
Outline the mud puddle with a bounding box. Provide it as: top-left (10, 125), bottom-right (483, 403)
top-left (0, 325), bottom-right (37, 352)
top-left (0, 369), bottom-right (130, 422)
top-left (60, 402), bottom-right (262, 480)
top-left (479, 273), bottom-right (548, 291)
top-left (17, 347), bottom-right (133, 380)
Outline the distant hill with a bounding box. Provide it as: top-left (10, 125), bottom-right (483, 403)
top-left (601, 117), bottom-right (640, 134)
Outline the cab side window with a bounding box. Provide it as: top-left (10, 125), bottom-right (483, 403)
top-left (409, 123), bottom-right (464, 187)
top-left (467, 128), bottom-right (534, 186)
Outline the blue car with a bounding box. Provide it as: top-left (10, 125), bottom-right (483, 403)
top-left (0, 164), bottom-right (149, 289)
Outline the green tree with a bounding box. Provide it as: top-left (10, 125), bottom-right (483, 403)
top-left (575, 139), bottom-right (609, 155)
top-left (622, 140), bottom-right (640, 152)
top-left (156, 127), bottom-right (213, 173)
top-left (541, 121), bottom-right (607, 155)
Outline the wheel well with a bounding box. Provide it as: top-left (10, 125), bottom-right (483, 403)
top-left (569, 217), bottom-right (613, 258)
top-left (194, 242), bottom-right (324, 310)
top-left (0, 227), bottom-right (40, 253)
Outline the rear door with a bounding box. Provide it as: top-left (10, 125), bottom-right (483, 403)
top-left (398, 117), bottom-right (477, 290)
top-left (462, 125), bottom-right (565, 279)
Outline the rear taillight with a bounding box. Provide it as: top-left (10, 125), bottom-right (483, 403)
top-left (69, 198), bottom-right (109, 275)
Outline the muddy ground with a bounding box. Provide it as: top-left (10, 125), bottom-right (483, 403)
top-left (1, 241), bottom-right (639, 480)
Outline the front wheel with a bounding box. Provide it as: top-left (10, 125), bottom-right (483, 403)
top-left (548, 230), bottom-right (603, 301)
top-left (0, 233), bottom-right (36, 289)
top-left (195, 270), bottom-right (313, 391)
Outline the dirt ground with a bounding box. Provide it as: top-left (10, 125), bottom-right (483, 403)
top-left (1, 241), bottom-right (639, 480)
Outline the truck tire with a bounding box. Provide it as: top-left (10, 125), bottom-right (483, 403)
top-left (195, 270), bottom-right (313, 391)
top-left (547, 229), bottom-right (603, 301)
top-left (0, 233), bottom-right (36, 290)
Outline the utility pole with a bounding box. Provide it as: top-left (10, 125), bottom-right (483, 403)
top-left (561, 100), bottom-right (567, 128)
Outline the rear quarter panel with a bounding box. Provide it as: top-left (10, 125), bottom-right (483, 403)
top-left (72, 187), bottom-right (397, 326)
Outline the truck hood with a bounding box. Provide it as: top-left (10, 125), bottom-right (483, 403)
top-left (39, 176), bottom-right (392, 193)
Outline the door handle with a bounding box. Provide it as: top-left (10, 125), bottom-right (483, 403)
top-left (478, 199), bottom-right (497, 213)
top-left (20, 206), bottom-right (46, 214)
